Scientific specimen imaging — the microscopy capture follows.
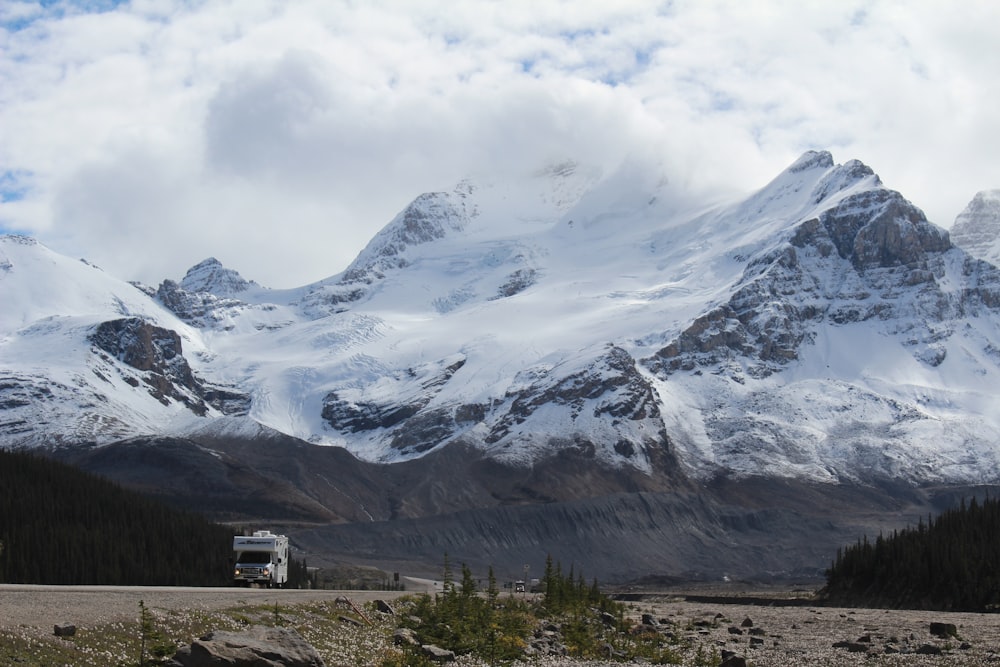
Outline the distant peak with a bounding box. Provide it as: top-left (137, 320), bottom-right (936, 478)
top-left (0, 234), bottom-right (38, 247)
top-left (968, 189), bottom-right (1000, 207)
top-left (787, 150), bottom-right (834, 173)
top-left (180, 257), bottom-right (255, 296)
top-left (189, 257), bottom-right (223, 270)
top-left (950, 189), bottom-right (1000, 264)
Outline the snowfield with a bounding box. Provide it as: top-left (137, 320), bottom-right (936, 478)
top-left (3, 151), bottom-right (1000, 486)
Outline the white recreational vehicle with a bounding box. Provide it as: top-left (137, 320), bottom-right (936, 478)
top-left (233, 530), bottom-right (289, 588)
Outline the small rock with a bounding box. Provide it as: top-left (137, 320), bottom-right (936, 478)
top-left (393, 628), bottom-right (419, 647)
top-left (749, 636), bottom-right (765, 647)
top-left (374, 599), bottom-right (395, 615)
top-left (740, 617), bottom-right (753, 628)
top-left (916, 644), bottom-right (943, 655)
top-left (748, 627), bottom-right (765, 636)
top-left (832, 640), bottom-right (869, 653)
top-left (727, 626), bottom-right (744, 635)
top-left (719, 655), bottom-right (748, 667)
top-left (641, 613), bottom-right (658, 626)
top-left (421, 644), bottom-right (456, 662)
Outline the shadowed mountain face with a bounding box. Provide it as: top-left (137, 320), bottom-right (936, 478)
top-left (8, 151), bottom-right (1000, 581)
top-left (51, 434), bottom-right (993, 583)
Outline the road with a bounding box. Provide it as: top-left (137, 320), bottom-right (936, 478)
top-left (0, 580), bottom-right (434, 629)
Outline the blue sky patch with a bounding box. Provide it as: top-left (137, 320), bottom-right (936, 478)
top-left (0, 170), bottom-right (31, 203)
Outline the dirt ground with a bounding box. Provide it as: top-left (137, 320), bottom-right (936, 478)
top-left (614, 593), bottom-right (1000, 666)
top-left (0, 583), bottom-right (422, 629)
top-left (3, 583), bottom-right (1000, 665)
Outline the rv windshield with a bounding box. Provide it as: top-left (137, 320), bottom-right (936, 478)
top-left (237, 551), bottom-right (272, 564)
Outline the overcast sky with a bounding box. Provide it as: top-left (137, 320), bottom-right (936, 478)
top-left (2, 1), bottom-right (998, 288)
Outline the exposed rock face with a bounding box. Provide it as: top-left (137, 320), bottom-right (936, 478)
top-left (950, 189), bottom-right (1000, 265)
top-left (169, 626), bottom-right (325, 667)
top-left (651, 186), bottom-right (962, 379)
top-left (816, 189), bottom-right (950, 270)
top-left (650, 246), bottom-right (816, 378)
top-left (90, 317), bottom-right (199, 407)
top-left (89, 317), bottom-right (248, 415)
top-left (492, 267), bottom-right (537, 299)
top-left (321, 343), bottom-right (673, 467)
top-left (486, 345), bottom-right (666, 455)
top-left (157, 279), bottom-right (240, 327)
top-left (179, 257), bottom-right (255, 296)
top-left (321, 355), bottom-right (467, 455)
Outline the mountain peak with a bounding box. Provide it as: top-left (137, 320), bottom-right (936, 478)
top-left (788, 150), bottom-right (835, 173)
top-left (950, 189), bottom-right (1000, 265)
top-left (179, 257), bottom-right (256, 296)
top-left (4, 153), bottom-right (1000, 489)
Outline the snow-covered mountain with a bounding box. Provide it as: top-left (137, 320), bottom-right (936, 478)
top-left (951, 189), bottom-right (1000, 266)
top-left (4, 152), bottom-right (1000, 488)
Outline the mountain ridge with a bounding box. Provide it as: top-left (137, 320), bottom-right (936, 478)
top-left (7, 149), bottom-right (1000, 580)
top-left (3, 151), bottom-right (1000, 484)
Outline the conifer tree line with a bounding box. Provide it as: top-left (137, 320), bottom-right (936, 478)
top-left (823, 495), bottom-right (1000, 611)
top-left (0, 449), bottom-right (233, 585)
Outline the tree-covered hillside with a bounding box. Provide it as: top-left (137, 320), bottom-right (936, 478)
top-left (0, 449), bottom-right (232, 585)
top-left (823, 495), bottom-right (1000, 611)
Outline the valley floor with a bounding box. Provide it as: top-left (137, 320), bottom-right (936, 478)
top-left (1, 584), bottom-right (999, 665)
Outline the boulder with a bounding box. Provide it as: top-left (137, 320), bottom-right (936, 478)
top-left (168, 626), bottom-right (325, 667)
top-left (53, 623), bottom-right (76, 637)
top-left (930, 621), bottom-right (958, 638)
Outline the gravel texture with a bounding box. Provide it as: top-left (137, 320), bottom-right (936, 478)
top-left (0, 584), bottom-right (415, 628)
top-left (4, 584), bottom-right (1000, 665)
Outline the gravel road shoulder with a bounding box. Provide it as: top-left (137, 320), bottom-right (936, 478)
top-left (0, 584), bottom-right (422, 629)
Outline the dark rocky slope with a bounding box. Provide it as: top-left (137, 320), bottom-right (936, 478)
top-left (50, 434), bottom-right (989, 584)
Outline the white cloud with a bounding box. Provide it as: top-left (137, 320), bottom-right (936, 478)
top-left (1, 0), bottom-right (999, 287)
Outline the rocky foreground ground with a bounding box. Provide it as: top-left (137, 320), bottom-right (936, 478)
top-left (2, 584), bottom-right (1000, 665)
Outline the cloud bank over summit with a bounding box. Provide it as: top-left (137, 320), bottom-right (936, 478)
top-left (2, 1), bottom-right (999, 288)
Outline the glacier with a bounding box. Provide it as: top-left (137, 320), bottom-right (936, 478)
top-left (3, 151), bottom-right (1000, 488)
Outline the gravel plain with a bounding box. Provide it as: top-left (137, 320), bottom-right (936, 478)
top-left (0, 584), bottom-right (419, 629)
top-left (3, 584), bottom-right (1000, 665)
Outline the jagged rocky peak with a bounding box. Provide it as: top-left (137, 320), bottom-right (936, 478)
top-left (179, 257), bottom-right (256, 296)
top-left (778, 152), bottom-right (949, 270)
top-left (341, 189), bottom-right (474, 283)
top-left (788, 149), bottom-right (835, 173)
top-left (297, 187), bottom-right (479, 314)
top-left (811, 189), bottom-right (950, 270)
top-left (950, 189), bottom-right (1000, 264)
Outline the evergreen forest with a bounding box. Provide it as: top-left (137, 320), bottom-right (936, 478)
top-left (823, 495), bottom-right (1000, 611)
top-left (0, 449), bottom-right (233, 585)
